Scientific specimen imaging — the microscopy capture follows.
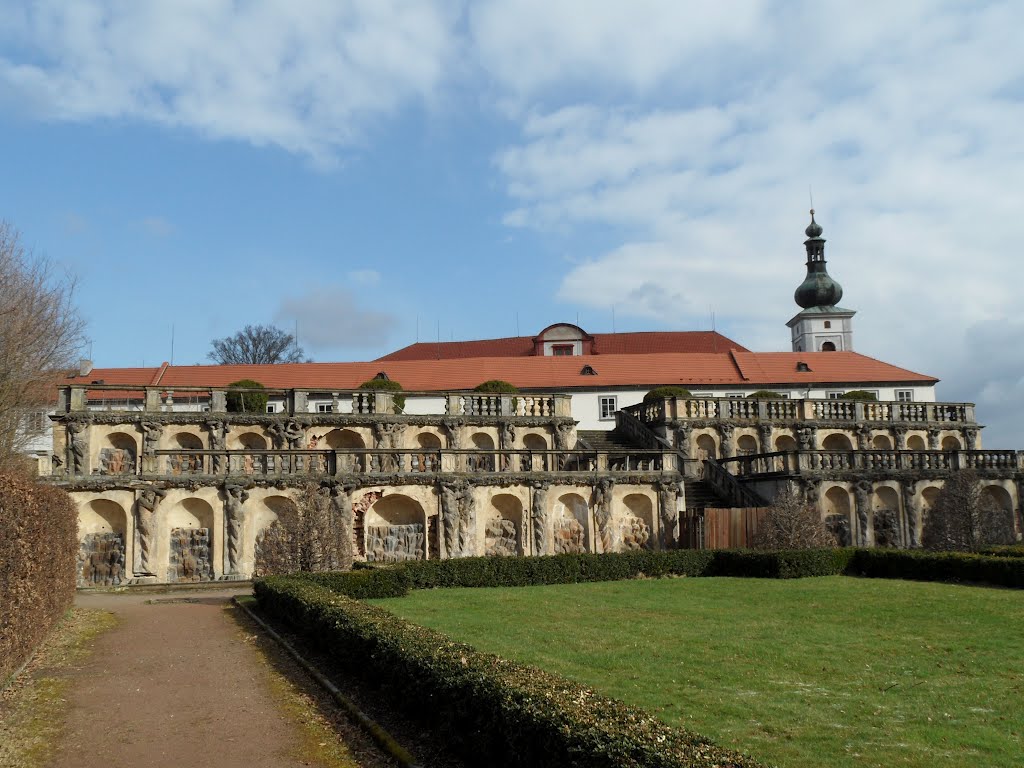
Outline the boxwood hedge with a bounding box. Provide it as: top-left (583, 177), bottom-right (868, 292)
top-left (254, 576), bottom-right (765, 768)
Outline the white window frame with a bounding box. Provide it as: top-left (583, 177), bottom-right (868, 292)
top-left (726, 393), bottom-right (744, 398)
top-left (599, 396), bottom-right (617, 420)
top-left (266, 404), bottom-right (277, 413)
top-left (827, 391), bottom-right (845, 399)
top-left (895, 389), bottom-right (913, 402)
top-left (317, 403), bottom-right (333, 413)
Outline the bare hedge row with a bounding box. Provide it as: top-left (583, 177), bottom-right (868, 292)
top-left (0, 471), bottom-right (78, 684)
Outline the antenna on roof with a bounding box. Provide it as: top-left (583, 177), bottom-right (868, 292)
top-left (516, 312), bottom-right (520, 336)
top-left (612, 306), bottom-right (616, 333)
top-left (170, 324), bottom-right (175, 366)
top-left (294, 319), bottom-right (299, 356)
top-left (416, 314), bottom-right (419, 342)
top-left (809, 185), bottom-right (814, 210)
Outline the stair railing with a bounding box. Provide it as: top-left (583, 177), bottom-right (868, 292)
top-left (616, 409), bottom-right (699, 477)
top-left (702, 458), bottom-right (767, 508)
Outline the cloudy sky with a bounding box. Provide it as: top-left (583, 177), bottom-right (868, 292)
top-left (1, 1), bottom-right (1022, 447)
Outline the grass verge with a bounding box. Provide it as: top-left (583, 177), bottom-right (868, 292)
top-left (373, 576), bottom-right (1024, 768)
top-left (0, 608), bottom-right (117, 768)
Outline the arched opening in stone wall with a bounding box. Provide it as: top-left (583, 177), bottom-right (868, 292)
top-left (238, 431), bottom-right (267, 449)
top-left (165, 498), bottom-right (215, 583)
top-left (365, 495), bottom-right (425, 563)
top-left (469, 432), bottom-right (495, 471)
top-left (170, 432), bottom-right (204, 474)
top-left (822, 433), bottom-right (853, 451)
top-left (523, 433), bottom-right (548, 471)
top-left (413, 432), bottom-right (442, 472)
top-left (823, 486), bottom-right (852, 546)
top-left (325, 428), bottom-right (366, 473)
top-left (872, 486), bottom-right (901, 548)
top-left (101, 431), bottom-right (137, 475)
top-left (981, 485), bottom-right (1018, 543)
top-left (920, 486), bottom-right (942, 512)
top-left (907, 435), bottom-right (926, 450)
top-left (774, 435), bottom-right (797, 452)
top-left (487, 494), bottom-right (523, 556)
top-left (820, 341), bottom-right (836, 351)
top-left (941, 436), bottom-right (962, 451)
top-left (253, 495), bottom-right (299, 576)
top-left (552, 492), bottom-right (588, 554)
top-left (695, 433), bottom-right (717, 461)
top-left (737, 435), bottom-right (757, 456)
top-left (78, 499), bottom-right (128, 587)
top-left (872, 434), bottom-right (893, 450)
top-left (621, 494), bottom-right (653, 551)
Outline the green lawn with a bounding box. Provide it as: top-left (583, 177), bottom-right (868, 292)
top-left (372, 577), bottom-right (1024, 768)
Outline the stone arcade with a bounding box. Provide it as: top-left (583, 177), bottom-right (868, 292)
top-left (45, 213), bottom-right (1023, 584)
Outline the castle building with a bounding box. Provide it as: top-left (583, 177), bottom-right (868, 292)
top-left (46, 213), bottom-right (1023, 586)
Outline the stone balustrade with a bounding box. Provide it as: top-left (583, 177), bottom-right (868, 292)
top-left (624, 396), bottom-right (977, 426)
top-left (68, 446), bottom-right (679, 480)
top-left (56, 384), bottom-right (572, 418)
top-left (719, 449), bottom-right (1024, 477)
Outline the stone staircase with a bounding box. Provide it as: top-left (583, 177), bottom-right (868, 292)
top-left (578, 429), bottom-right (736, 511)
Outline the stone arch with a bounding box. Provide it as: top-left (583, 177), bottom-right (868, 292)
top-left (165, 498), bottom-right (215, 583)
top-left (365, 494), bottom-right (425, 563)
top-left (695, 433), bottom-right (717, 461)
top-left (470, 432), bottom-right (496, 471)
top-left (324, 428), bottom-right (366, 473)
top-left (101, 431), bottom-right (137, 475)
top-left (77, 499), bottom-right (128, 587)
top-left (169, 432), bottom-right (204, 474)
top-left (982, 484), bottom-right (1014, 513)
top-left (774, 434), bottom-right (797, 452)
top-left (253, 495), bottom-right (300, 576)
top-left (175, 432), bottom-right (203, 449)
top-left (941, 435), bottom-right (962, 451)
top-left (872, 434), bottom-right (893, 450)
top-left (621, 494), bottom-right (653, 551)
top-left (552, 492), bottom-right (588, 554)
top-left (823, 486), bottom-right (852, 546)
top-left (872, 486), bottom-right (901, 548)
top-left (412, 431), bottom-right (442, 473)
top-left (486, 493), bottom-right (523, 556)
top-left (821, 341), bottom-right (836, 351)
top-left (236, 431), bottom-right (267, 449)
top-left (906, 434), bottom-right (926, 451)
top-left (736, 435), bottom-right (757, 456)
top-left (981, 485), bottom-right (1017, 543)
top-left (920, 485), bottom-right (942, 512)
top-left (822, 433), bottom-right (853, 451)
top-left (523, 433), bottom-right (549, 471)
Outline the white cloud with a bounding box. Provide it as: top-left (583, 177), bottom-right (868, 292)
top-left (0, 0), bottom-right (462, 163)
top-left (139, 216), bottom-right (173, 237)
top-left (275, 285), bottom-right (398, 351)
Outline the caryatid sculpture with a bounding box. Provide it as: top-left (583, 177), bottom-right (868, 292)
top-left (66, 418), bottom-right (88, 475)
top-left (224, 482), bottom-right (250, 575)
top-left (592, 478), bottom-right (614, 554)
top-left (531, 481), bottom-right (549, 556)
top-left (135, 485), bottom-right (167, 576)
top-left (658, 480), bottom-right (680, 549)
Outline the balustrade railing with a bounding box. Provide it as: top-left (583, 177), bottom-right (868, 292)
top-left (113, 447), bottom-right (676, 479)
top-left (719, 449), bottom-right (1024, 477)
top-left (623, 396), bottom-right (976, 427)
top-left (702, 458), bottom-right (766, 507)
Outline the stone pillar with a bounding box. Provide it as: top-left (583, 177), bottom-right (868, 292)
top-left (144, 387), bottom-right (162, 411)
top-left (69, 386), bottom-right (87, 411)
top-left (210, 389), bottom-right (227, 412)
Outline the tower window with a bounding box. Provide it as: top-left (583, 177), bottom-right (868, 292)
top-left (821, 341), bottom-right (836, 352)
top-left (551, 344), bottom-right (574, 356)
top-left (824, 320), bottom-right (831, 329)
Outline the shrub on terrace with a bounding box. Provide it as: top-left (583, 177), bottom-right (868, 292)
top-left (746, 390), bottom-right (785, 399)
top-left (357, 378), bottom-right (405, 414)
top-left (838, 390), bottom-right (878, 401)
top-left (225, 379), bottom-right (268, 413)
top-left (642, 385), bottom-right (692, 402)
top-left (473, 379), bottom-right (520, 393)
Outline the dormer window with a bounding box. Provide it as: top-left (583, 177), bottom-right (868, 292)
top-left (796, 362), bottom-right (811, 372)
top-left (580, 365), bottom-right (597, 376)
top-left (551, 344), bottom-right (574, 356)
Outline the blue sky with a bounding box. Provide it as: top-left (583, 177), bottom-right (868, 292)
top-left (1, 1), bottom-right (1023, 447)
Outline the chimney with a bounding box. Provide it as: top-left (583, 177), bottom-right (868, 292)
top-left (78, 359), bottom-right (93, 377)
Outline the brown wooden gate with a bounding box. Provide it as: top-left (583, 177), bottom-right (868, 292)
top-left (701, 507), bottom-right (768, 549)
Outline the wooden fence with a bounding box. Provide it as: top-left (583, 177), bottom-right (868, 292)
top-left (682, 507), bottom-right (768, 549)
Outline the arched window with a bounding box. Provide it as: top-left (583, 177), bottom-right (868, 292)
top-left (821, 341), bottom-right (836, 352)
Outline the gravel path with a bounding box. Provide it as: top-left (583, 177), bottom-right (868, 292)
top-left (48, 588), bottom-right (377, 768)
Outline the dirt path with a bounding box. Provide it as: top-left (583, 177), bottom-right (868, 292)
top-left (48, 589), bottom-right (349, 768)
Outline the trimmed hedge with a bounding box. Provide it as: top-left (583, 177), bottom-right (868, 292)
top-left (848, 549), bottom-right (1024, 588)
top-left (358, 378), bottom-right (406, 413)
top-left (978, 544), bottom-right (1024, 559)
top-left (710, 548), bottom-right (854, 579)
top-left (255, 576), bottom-right (765, 768)
top-left (0, 472), bottom-right (78, 685)
top-left (225, 379), bottom-right (268, 413)
top-left (643, 385), bottom-right (692, 402)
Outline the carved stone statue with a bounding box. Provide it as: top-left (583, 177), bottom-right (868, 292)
top-left (802, 478), bottom-right (822, 506)
top-left (329, 484), bottom-right (355, 570)
top-left (674, 422), bottom-right (693, 456)
top-left (224, 483), bottom-right (250, 575)
top-left (592, 478), bottom-right (614, 553)
top-left (440, 482), bottom-right (462, 558)
top-left (442, 419), bottom-right (464, 450)
top-left (854, 480), bottom-right (872, 546)
top-left (717, 424), bottom-right (734, 459)
top-left (658, 480), bottom-right (680, 549)
top-left (457, 486), bottom-right (476, 557)
top-left (205, 419), bottom-right (227, 473)
top-left (553, 422), bottom-right (573, 451)
top-left (796, 425), bottom-right (816, 451)
top-left (963, 428), bottom-right (978, 450)
top-left (758, 424), bottom-right (774, 453)
top-left (926, 428), bottom-right (940, 451)
top-left (855, 424), bottom-right (872, 451)
top-left (902, 482), bottom-right (919, 548)
top-left (283, 420), bottom-right (305, 449)
top-left (265, 421), bottom-right (287, 449)
top-left (135, 485), bottom-right (167, 576)
top-left (67, 419), bottom-right (88, 475)
top-left (531, 481), bottom-right (549, 556)
top-left (892, 426), bottom-right (908, 451)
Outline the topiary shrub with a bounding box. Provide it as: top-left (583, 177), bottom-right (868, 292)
top-left (643, 385), bottom-right (693, 402)
top-left (226, 379), bottom-right (268, 413)
top-left (473, 380), bottom-right (520, 393)
top-left (838, 390), bottom-right (878, 401)
top-left (358, 378), bottom-right (406, 414)
top-left (747, 390), bottom-right (785, 399)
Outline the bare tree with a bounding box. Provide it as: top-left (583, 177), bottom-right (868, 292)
top-left (208, 324), bottom-right (307, 364)
top-left (253, 483), bottom-right (354, 575)
top-left (922, 470), bottom-right (1016, 552)
top-left (0, 222), bottom-right (85, 469)
top-left (752, 485), bottom-right (837, 550)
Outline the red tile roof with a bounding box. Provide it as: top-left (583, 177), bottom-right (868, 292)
top-left (63, 351), bottom-right (936, 394)
top-left (377, 331), bottom-right (748, 360)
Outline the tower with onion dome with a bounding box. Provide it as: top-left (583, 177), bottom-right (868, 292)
top-left (787, 210), bottom-right (855, 352)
